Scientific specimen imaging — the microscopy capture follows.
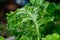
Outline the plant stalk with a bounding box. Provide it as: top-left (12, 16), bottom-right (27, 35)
top-left (34, 21), bottom-right (40, 40)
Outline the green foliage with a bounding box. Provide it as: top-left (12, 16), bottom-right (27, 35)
top-left (42, 33), bottom-right (60, 40)
top-left (30, 0), bottom-right (44, 6)
top-left (0, 36), bottom-right (5, 40)
top-left (6, 0), bottom-right (60, 40)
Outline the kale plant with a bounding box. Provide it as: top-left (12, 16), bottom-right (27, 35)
top-left (0, 36), bottom-right (5, 40)
top-left (7, 0), bottom-right (55, 40)
top-left (42, 33), bottom-right (60, 40)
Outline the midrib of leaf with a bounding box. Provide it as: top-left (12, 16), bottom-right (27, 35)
top-left (34, 21), bottom-right (40, 40)
top-left (27, 10), bottom-right (40, 40)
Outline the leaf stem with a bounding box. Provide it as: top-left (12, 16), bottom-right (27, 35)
top-left (34, 21), bottom-right (40, 40)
